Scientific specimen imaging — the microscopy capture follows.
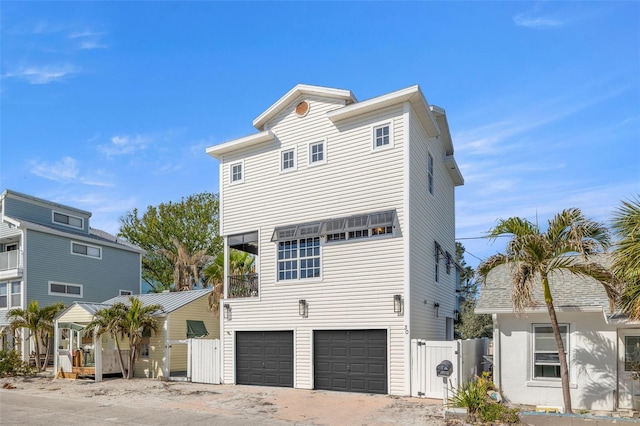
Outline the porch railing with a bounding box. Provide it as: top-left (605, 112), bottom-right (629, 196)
top-left (228, 273), bottom-right (259, 298)
top-left (0, 250), bottom-right (21, 272)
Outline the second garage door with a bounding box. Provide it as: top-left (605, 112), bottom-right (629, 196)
top-left (236, 331), bottom-right (293, 387)
top-left (314, 329), bottom-right (387, 394)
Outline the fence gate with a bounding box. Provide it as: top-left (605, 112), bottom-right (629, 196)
top-left (411, 338), bottom-right (489, 400)
top-left (188, 338), bottom-right (220, 384)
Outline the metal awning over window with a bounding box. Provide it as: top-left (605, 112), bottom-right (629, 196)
top-left (229, 231), bottom-right (259, 255)
top-left (271, 210), bottom-right (396, 241)
top-left (186, 320), bottom-right (209, 339)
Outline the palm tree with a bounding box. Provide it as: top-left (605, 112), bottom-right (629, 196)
top-left (161, 238), bottom-right (210, 292)
top-left (477, 208), bottom-right (617, 414)
top-left (119, 297), bottom-right (162, 379)
top-left (85, 303), bottom-right (129, 378)
top-left (612, 197), bottom-right (640, 319)
top-left (85, 297), bottom-right (162, 379)
top-left (204, 249), bottom-right (256, 313)
top-left (8, 301), bottom-right (65, 371)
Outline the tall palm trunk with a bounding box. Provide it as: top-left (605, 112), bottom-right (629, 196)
top-left (32, 332), bottom-right (43, 372)
top-left (542, 275), bottom-right (572, 413)
top-left (113, 334), bottom-right (127, 378)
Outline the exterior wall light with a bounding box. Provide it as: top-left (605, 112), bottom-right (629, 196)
top-left (393, 294), bottom-right (403, 315)
top-left (434, 302), bottom-right (440, 318)
top-left (299, 299), bottom-right (308, 318)
top-left (454, 309), bottom-right (460, 321)
top-left (223, 303), bottom-right (231, 320)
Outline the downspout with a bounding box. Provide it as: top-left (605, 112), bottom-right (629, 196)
top-left (53, 319), bottom-right (59, 375)
top-left (219, 160), bottom-right (226, 385)
top-left (163, 316), bottom-right (170, 378)
top-left (20, 226), bottom-right (28, 362)
top-left (493, 314), bottom-right (501, 392)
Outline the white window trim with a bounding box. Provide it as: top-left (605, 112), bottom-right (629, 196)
top-left (52, 210), bottom-right (84, 229)
top-left (119, 289), bottom-right (133, 296)
top-left (371, 121), bottom-right (394, 151)
top-left (0, 281), bottom-right (21, 310)
top-left (275, 237), bottom-right (322, 283)
top-left (531, 323), bottom-right (569, 381)
top-left (280, 147), bottom-right (297, 173)
top-left (308, 138), bottom-right (327, 166)
top-left (49, 281), bottom-right (83, 298)
top-left (70, 241), bottom-right (102, 259)
top-left (230, 160), bottom-right (244, 185)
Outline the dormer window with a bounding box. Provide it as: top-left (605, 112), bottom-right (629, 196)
top-left (53, 211), bottom-right (83, 229)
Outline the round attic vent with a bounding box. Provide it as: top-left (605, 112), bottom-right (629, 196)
top-left (295, 100), bottom-right (310, 117)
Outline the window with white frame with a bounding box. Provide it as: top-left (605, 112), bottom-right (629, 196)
top-left (278, 237), bottom-right (320, 281)
top-left (140, 341), bottom-right (150, 358)
top-left (281, 148), bottom-right (296, 171)
top-left (373, 123), bottom-right (391, 149)
top-left (0, 281), bottom-right (21, 309)
top-left (533, 324), bottom-right (568, 379)
top-left (309, 140), bottom-right (326, 165)
top-left (49, 282), bottom-right (83, 297)
top-left (428, 152), bottom-right (434, 195)
top-left (230, 161), bottom-right (243, 184)
top-left (71, 242), bottom-right (102, 259)
top-left (53, 211), bottom-right (83, 229)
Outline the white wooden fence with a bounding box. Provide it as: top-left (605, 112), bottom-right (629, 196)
top-left (411, 338), bottom-right (490, 400)
top-left (188, 338), bottom-right (221, 384)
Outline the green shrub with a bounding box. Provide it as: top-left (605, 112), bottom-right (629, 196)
top-left (0, 350), bottom-right (38, 377)
top-left (448, 374), bottom-right (520, 424)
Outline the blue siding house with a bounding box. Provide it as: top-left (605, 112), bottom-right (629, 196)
top-left (0, 189), bottom-right (143, 357)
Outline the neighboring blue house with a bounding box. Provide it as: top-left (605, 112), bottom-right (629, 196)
top-left (0, 189), bottom-right (143, 358)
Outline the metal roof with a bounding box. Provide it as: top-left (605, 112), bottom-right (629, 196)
top-left (102, 289), bottom-right (211, 314)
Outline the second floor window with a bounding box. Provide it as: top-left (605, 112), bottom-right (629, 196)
top-left (49, 281), bottom-right (83, 297)
top-left (373, 124), bottom-right (391, 149)
top-left (278, 237), bottom-right (320, 281)
top-left (72, 242), bottom-right (102, 259)
top-left (309, 140), bottom-right (326, 165)
top-left (281, 148), bottom-right (296, 172)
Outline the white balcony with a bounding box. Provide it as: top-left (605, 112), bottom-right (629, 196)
top-left (0, 250), bottom-right (23, 279)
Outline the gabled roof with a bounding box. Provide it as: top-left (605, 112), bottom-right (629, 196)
top-left (4, 216), bottom-right (143, 253)
top-left (476, 257), bottom-right (613, 315)
top-left (253, 84), bottom-right (357, 131)
top-left (54, 289), bottom-right (212, 321)
top-left (102, 289), bottom-right (211, 314)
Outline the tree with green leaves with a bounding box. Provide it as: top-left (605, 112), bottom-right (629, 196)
top-left (118, 192), bottom-right (222, 292)
top-left (85, 297), bottom-right (162, 379)
top-left (612, 197), bottom-right (640, 319)
top-left (8, 301), bottom-right (65, 371)
top-left (454, 242), bottom-right (492, 339)
top-left (477, 208), bottom-right (617, 414)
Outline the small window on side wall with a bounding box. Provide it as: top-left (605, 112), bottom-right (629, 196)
top-left (372, 123), bottom-right (392, 150)
top-left (230, 161), bottom-right (244, 184)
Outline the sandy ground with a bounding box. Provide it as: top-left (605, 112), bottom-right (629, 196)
top-left (0, 374), bottom-right (450, 425)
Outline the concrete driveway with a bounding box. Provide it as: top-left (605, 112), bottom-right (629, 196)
top-left (0, 376), bottom-right (447, 425)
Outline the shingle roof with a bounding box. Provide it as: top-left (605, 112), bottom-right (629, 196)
top-left (102, 289), bottom-right (211, 314)
top-left (476, 256), bottom-right (613, 314)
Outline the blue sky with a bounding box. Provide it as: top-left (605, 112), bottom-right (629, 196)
top-left (1, 1), bottom-right (638, 269)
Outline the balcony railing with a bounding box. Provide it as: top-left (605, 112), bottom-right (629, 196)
top-left (228, 273), bottom-right (259, 298)
top-left (0, 250), bottom-right (22, 272)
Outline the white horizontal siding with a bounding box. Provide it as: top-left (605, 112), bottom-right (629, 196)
top-left (408, 106), bottom-right (458, 341)
top-left (218, 97), bottom-right (408, 394)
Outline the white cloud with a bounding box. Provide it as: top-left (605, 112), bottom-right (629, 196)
top-left (513, 13), bottom-right (564, 29)
top-left (68, 30), bottom-right (104, 39)
top-left (5, 64), bottom-right (80, 84)
top-left (30, 157), bottom-right (79, 182)
top-left (68, 30), bottom-right (108, 50)
top-left (98, 134), bottom-right (150, 156)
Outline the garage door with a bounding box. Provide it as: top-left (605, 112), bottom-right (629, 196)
top-left (236, 331), bottom-right (293, 387)
top-left (314, 329), bottom-right (387, 394)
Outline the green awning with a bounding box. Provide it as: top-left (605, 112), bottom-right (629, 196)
top-left (186, 320), bottom-right (208, 339)
top-left (58, 322), bottom-right (85, 331)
